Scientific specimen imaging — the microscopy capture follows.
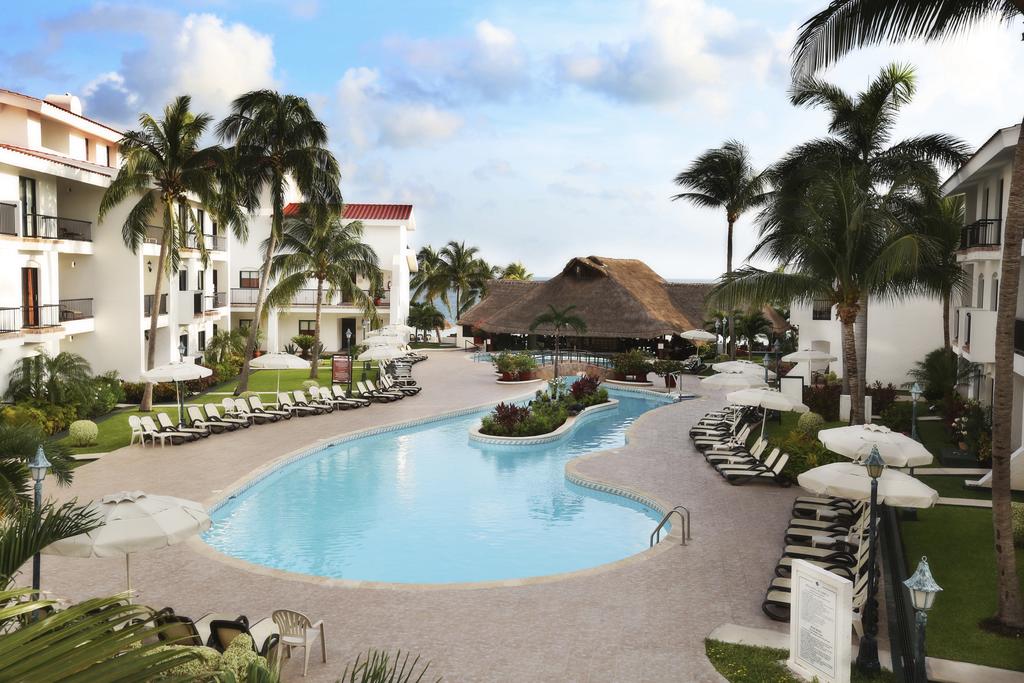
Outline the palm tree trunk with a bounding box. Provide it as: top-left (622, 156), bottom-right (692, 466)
top-left (855, 297), bottom-right (868, 412)
top-left (553, 330), bottom-right (560, 396)
top-left (236, 230), bottom-right (277, 394)
top-left (726, 218), bottom-right (736, 360)
top-left (139, 223), bottom-right (171, 412)
top-left (989, 119), bottom-right (1024, 629)
top-left (942, 291), bottom-right (951, 351)
top-left (311, 278), bottom-right (324, 379)
top-left (434, 326), bottom-right (441, 344)
top-left (838, 305), bottom-right (864, 424)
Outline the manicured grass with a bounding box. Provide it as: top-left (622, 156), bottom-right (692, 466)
top-left (917, 475), bottom-right (1024, 503)
top-left (763, 411), bottom-right (844, 442)
top-left (409, 341), bottom-right (454, 349)
top-left (900, 506), bottom-right (1024, 671)
top-left (56, 365), bottom-right (375, 456)
top-left (916, 419), bottom-right (958, 466)
top-left (704, 640), bottom-right (897, 682)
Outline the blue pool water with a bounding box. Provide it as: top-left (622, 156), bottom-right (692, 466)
top-left (203, 390), bottom-right (668, 584)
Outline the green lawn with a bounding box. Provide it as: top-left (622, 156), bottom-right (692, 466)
top-left (704, 640), bottom-right (897, 682)
top-left (900, 506), bottom-right (1024, 671)
top-left (56, 365), bottom-right (375, 456)
top-left (764, 411), bottom-right (845, 442)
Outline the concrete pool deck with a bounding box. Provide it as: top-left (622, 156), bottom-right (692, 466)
top-left (36, 351), bottom-right (802, 682)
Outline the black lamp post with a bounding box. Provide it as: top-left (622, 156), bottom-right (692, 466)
top-left (904, 556), bottom-right (942, 683)
top-left (910, 382), bottom-right (922, 441)
top-left (856, 446), bottom-right (885, 674)
top-left (29, 445), bottom-right (51, 592)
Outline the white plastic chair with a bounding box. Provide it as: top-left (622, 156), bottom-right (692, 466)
top-left (271, 609), bottom-right (325, 676)
top-left (128, 415), bottom-right (146, 447)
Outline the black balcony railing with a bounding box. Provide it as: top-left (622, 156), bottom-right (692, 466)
top-left (0, 307), bottom-right (20, 333)
top-left (812, 299), bottom-right (832, 320)
top-left (208, 291), bottom-right (228, 308)
top-left (24, 213), bottom-right (92, 241)
top-left (964, 311), bottom-right (972, 348)
top-left (0, 202), bottom-right (16, 236)
top-left (21, 304), bottom-right (60, 328)
top-left (959, 219), bottom-right (1002, 250)
top-left (207, 233), bottom-right (227, 251)
top-left (232, 288), bottom-right (259, 305)
top-left (1015, 318), bottom-right (1024, 356)
top-left (59, 298), bottom-right (93, 321)
top-left (143, 293), bottom-right (168, 316)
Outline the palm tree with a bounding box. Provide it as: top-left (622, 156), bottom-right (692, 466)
top-left (713, 167), bottom-right (926, 424)
top-left (0, 423), bottom-right (76, 516)
top-left (99, 96), bottom-right (244, 412)
top-left (217, 90), bottom-right (341, 393)
top-left (528, 304), bottom-right (588, 392)
top-left (408, 301), bottom-right (446, 343)
top-left (266, 210), bottom-right (379, 378)
top-left (792, 0), bottom-right (1024, 631)
top-left (501, 262), bottom-right (533, 280)
top-left (777, 63), bottom-right (968, 396)
top-left (733, 310), bottom-right (772, 358)
top-left (204, 327), bottom-right (247, 364)
top-left (5, 351), bottom-right (92, 405)
top-left (411, 245), bottom-right (446, 302)
top-left (437, 241), bottom-right (494, 320)
top-left (672, 140), bottom-right (770, 360)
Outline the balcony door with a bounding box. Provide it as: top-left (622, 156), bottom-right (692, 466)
top-left (21, 266), bottom-right (39, 326)
top-left (19, 177), bottom-right (36, 237)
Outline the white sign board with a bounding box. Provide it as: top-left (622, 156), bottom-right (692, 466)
top-left (787, 559), bottom-right (852, 683)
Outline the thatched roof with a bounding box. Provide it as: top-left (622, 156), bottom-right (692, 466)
top-left (460, 256), bottom-right (711, 338)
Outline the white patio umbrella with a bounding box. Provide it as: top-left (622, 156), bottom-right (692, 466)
top-left (43, 491), bottom-right (211, 598)
top-left (726, 387), bottom-right (809, 437)
top-left (357, 345), bottom-right (406, 361)
top-left (701, 372), bottom-right (767, 390)
top-left (713, 360), bottom-right (776, 379)
top-left (782, 348), bottom-right (838, 363)
top-left (141, 362), bottom-right (212, 426)
top-left (364, 334), bottom-right (403, 347)
top-left (249, 352), bottom-right (309, 395)
top-left (681, 329), bottom-right (717, 343)
top-left (378, 323), bottom-right (415, 336)
top-left (819, 423), bottom-right (934, 468)
top-left (798, 463), bottom-right (938, 508)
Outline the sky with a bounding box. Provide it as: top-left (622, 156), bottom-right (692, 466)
top-left (3, 1), bottom-right (1023, 279)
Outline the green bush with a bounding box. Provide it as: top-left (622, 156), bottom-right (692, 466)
top-left (771, 430), bottom-right (844, 481)
top-left (612, 349), bottom-right (654, 378)
top-left (866, 382), bottom-right (898, 414)
top-left (879, 401), bottom-right (914, 433)
top-left (803, 385), bottom-right (841, 421)
top-left (1013, 503), bottom-right (1024, 548)
top-left (301, 379), bottom-right (319, 390)
top-left (795, 412), bottom-right (825, 437)
top-left (68, 419), bottom-right (98, 446)
top-left (0, 402), bottom-right (78, 435)
top-left (492, 352), bottom-right (537, 380)
top-left (340, 649), bottom-right (438, 683)
top-left (652, 359), bottom-right (683, 376)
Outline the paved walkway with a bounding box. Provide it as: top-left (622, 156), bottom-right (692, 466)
top-left (36, 353), bottom-right (801, 682)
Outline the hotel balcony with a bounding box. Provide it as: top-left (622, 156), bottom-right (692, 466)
top-left (143, 293), bottom-right (168, 317)
top-left (953, 307), bottom-right (996, 363)
top-left (231, 288), bottom-right (390, 310)
top-left (0, 202), bottom-right (94, 253)
top-left (143, 227), bottom-right (228, 258)
top-left (191, 291), bottom-right (229, 317)
top-left (957, 219), bottom-right (1002, 260)
top-left (0, 299), bottom-right (94, 338)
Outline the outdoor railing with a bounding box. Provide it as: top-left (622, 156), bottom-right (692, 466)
top-left (811, 299), bottom-right (832, 320)
top-left (58, 298), bottom-right (94, 321)
top-left (24, 213), bottom-right (92, 241)
top-left (21, 304), bottom-right (61, 328)
top-left (0, 202), bottom-right (16, 236)
top-left (959, 218), bottom-right (1001, 250)
top-left (231, 288), bottom-right (259, 306)
top-left (231, 287), bottom-right (387, 307)
top-left (1015, 318), bottom-right (1024, 356)
top-left (143, 293), bottom-right (168, 316)
top-left (208, 291), bottom-right (228, 308)
top-left (0, 307), bottom-right (20, 333)
top-left (184, 233), bottom-right (228, 251)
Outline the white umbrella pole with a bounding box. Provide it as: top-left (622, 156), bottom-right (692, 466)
top-left (760, 410), bottom-right (768, 439)
top-left (175, 381), bottom-right (183, 427)
top-left (125, 554), bottom-right (132, 604)
top-left (276, 369), bottom-right (281, 397)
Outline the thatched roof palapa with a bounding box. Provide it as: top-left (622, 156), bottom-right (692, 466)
top-left (459, 256), bottom-right (711, 339)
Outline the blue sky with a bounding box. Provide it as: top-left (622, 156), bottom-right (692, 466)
top-left (4, 1), bottom-right (1023, 278)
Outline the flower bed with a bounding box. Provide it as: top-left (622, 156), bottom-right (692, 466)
top-left (491, 351), bottom-right (539, 381)
top-left (478, 374), bottom-right (609, 437)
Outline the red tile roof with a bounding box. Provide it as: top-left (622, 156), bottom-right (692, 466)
top-left (283, 202), bottom-right (413, 221)
top-left (0, 144), bottom-right (115, 177)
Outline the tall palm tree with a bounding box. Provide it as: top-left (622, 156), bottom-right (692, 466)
top-left (777, 63), bottom-right (968, 396)
top-left (713, 167), bottom-right (926, 424)
top-left (408, 301), bottom-right (446, 344)
top-left (266, 210), bottom-right (379, 378)
top-left (792, 0), bottom-right (1024, 631)
top-left (217, 90), bottom-right (341, 393)
top-left (501, 262), bottom-right (533, 280)
top-left (411, 245), bottom-right (447, 303)
top-left (99, 95), bottom-right (244, 411)
top-left (672, 140), bottom-right (770, 360)
top-left (528, 304), bottom-right (588, 392)
top-left (438, 241), bottom-right (493, 320)
top-left (733, 310), bottom-right (772, 358)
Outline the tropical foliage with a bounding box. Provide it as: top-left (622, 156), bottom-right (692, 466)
top-left (412, 241), bottom-right (498, 320)
top-left (528, 304), bottom-right (587, 391)
top-left (906, 347), bottom-right (971, 402)
top-left (407, 301), bottom-right (447, 343)
top-left (4, 353), bottom-right (123, 433)
top-left (339, 649), bottom-right (439, 683)
top-left (500, 262), bottom-right (532, 280)
top-left (479, 377), bottom-right (608, 437)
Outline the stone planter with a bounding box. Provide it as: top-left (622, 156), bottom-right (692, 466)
top-left (469, 400), bottom-right (619, 445)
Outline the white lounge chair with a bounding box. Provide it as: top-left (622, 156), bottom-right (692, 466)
top-left (356, 380), bottom-right (398, 403)
top-left (249, 395), bottom-right (291, 420)
top-left (223, 397), bottom-right (273, 424)
top-left (278, 392), bottom-right (319, 416)
top-left (139, 416), bottom-right (191, 446)
top-left (365, 380), bottom-right (404, 400)
top-left (205, 402), bottom-right (249, 429)
top-left (187, 406), bottom-right (230, 434)
top-left (157, 411), bottom-right (209, 438)
top-left (128, 415), bottom-right (146, 447)
top-left (293, 389), bottom-right (333, 413)
top-left (331, 385), bottom-right (369, 408)
top-left (380, 374), bottom-right (419, 396)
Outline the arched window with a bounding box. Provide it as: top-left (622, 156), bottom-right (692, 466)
top-left (991, 275), bottom-right (999, 311)
top-left (977, 274), bottom-right (985, 309)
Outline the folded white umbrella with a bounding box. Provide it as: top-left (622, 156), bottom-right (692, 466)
top-left (141, 363), bottom-right (213, 426)
top-left (713, 360), bottom-right (776, 379)
top-left (701, 373), bottom-right (767, 390)
top-left (782, 348), bottom-right (838, 363)
top-left (364, 335), bottom-right (403, 347)
top-left (44, 491), bottom-right (211, 596)
top-left (681, 329), bottom-right (717, 343)
top-left (798, 463), bottom-right (938, 508)
top-left (726, 387), bottom-right (809, 437)
top-left (250, 352), bottom-right (309, 394)
top-left (819, 423), bottom-right (934, 468)
top-left (357, 345), bottom-right (407, 361)
top-left (379, 324), bottom-right (415, 335)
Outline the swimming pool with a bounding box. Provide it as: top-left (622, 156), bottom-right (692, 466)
top-left (203, 388), bottom-right (670, 584)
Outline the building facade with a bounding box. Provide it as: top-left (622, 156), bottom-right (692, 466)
top-left (0, 89), bottom-right (230, 396)
top-left (941, 123), bottom-right (1024, 451)
top-left (228, 200), bottom-right (416, 354)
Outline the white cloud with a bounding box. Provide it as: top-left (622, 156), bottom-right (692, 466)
top-left (380, 104), bottom-right (463, 147)
top-left (565, 160), bottom-right (609, 175)
top-left (472, 158), bottom-right (514, 180)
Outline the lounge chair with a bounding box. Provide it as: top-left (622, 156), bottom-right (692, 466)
top-left (293, 389), bottom-right (333, 413)
top-left (155, 608), bottom-right (240, 646)
top-left (311, 386), bottom-right (353, 410)
top-left (278, 392), bottom-right (320, 416)
top-left (714, 447), bottom-right (780, 475)
top-left (220, 397), bottom-right (267, 424)
top-left (139, 416), bottom-right (192, 446)
top-left (721, 452), bottom-right (790, 486)
top-left (157, 411), bottom-right (209, 438)
top-left (380, 374), bottom-right (420, 396)
top-left (356, 380), bottom-right (399, 403)
top-left (128, 415), bottom-right (146, 446)
top-left (205, 402), bottom-right (250, 429)
top-left (188, 406), bottom-right (231, 434)
top-left (762, 567), bottom-right (869, 623)
top-left (208, 618), bottom-right (280, 657)
top-left (365, 380), bottom-right (405, 400)
top-left (697, 425), bottom-right (751, 453)
top-left (272, 609), bottom-right (327, 676)
top-left (332, 385), bottom-right (370, 408)
top-left (706, 437), bottom-right (767, 466)
top-left (249, 395), bottom-right (291, 420)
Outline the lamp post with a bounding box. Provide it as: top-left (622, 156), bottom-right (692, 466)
top-left (904, 556), bottom-right (941, 683)
top-left (345, 327), bottom-right (354, 393)
top-left (345, 327), bottom-right (352, 350)
top-left (177, 340), bottom-right (188, 427)
top-left (856, 446), bottom-right (885, 674)
top-left (763, 353), bottom-right (771, 385)
top-left (910, 382), bottom-right (922, 441)
top-left (29, 446), bottom-right (51, 592)
top-left (714, 319), bottom-right (722, 355)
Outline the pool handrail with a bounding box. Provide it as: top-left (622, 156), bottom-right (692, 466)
top-left (650, 505), bottom-right (691, 547)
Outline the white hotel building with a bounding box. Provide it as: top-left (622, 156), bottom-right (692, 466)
top-left (941, 123), bottom-right (1024, 453)
top-left (0, 88), bottom-right (414, 396)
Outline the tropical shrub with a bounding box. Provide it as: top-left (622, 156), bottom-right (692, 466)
top-left (907, 347), bottom-right (966, 402)
top-left (301, 379), bottom-right (319, 390)
top-left (612, 349), bottom-right (654, 379)
top-left (795, 412), bottom-right (825, 437)
top-left (951, 399), bottom-right (991, 461)
top-left (652, 359), bottom-right (683, 376)
top-left (866, 381), bottom-right (897, 414)
top-left (879, 402), bottom-right (914, 433)
top-left (291, 334), bottom-right (316, 359)
top-left (1012, 503), bottom-right (1024, 548)
top-left (339, 649), bottom-right (439, 683)
top-left (68, 420), bottom-right (98, 446)
top-left (480, 379), bottom-right (608, 437)
top-left (803, 385), bottom-right (841, 422)
top-left (492, 352), bottom-right (536, 380)
top-left (772, 430), bottom-right (844, 480)
top-left (121, 381), bottom-right (178, 404)
top-left (0, 402), bottom-right (78, 435)
top-left (219, 634), bottom-right (271, 680)
top-left (156, 645), bottom-right (222, 678)
top-left (571, 373), bottom-right (601, 400)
